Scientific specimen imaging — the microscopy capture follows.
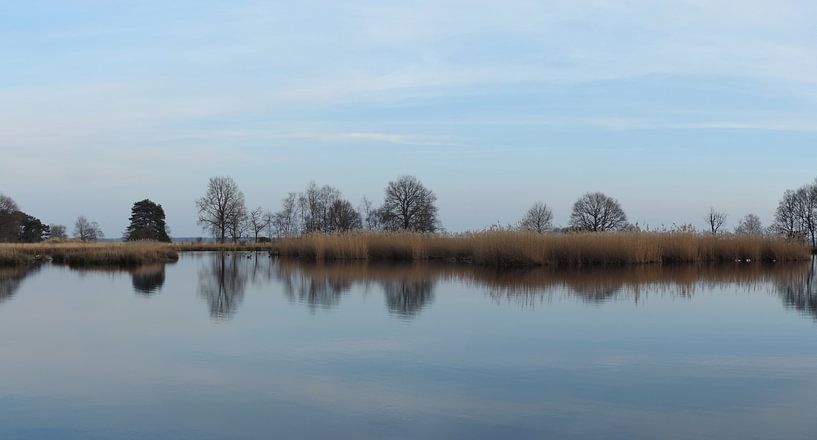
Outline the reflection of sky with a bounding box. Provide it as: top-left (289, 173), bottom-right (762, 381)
top-left (0, 255), bottom-right (816, 439)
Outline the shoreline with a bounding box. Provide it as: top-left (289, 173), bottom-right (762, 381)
top-left (2, 232), bottom-right (809, 268)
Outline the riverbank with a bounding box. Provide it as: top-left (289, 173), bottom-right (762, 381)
top-left (0, 242), bottom-right (179, 267)
top-left (1, 232), bottom-right (809, 268)
top-left (177, 232), bottom-right (809, 266)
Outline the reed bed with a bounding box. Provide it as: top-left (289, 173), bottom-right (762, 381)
top-left (2, 232), bottom-right (808, 268)
top-left (268, 232), bottom-right (810, 266)
top-left (174, 242), bottom-right (274, 252)
top-left (0, 241), bottom-right (179, 267)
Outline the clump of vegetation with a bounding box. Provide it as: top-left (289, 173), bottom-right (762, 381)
top-left (0, 242), bottom-right (179, 268)
top-left (266, 231), bottom-right (810, 266)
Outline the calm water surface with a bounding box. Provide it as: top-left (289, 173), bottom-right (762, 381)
top-left (1, 253), bottom-right (816, 439)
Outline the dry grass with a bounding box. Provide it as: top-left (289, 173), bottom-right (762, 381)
top-left (267, 231), bottom-right (810, 266)
top-left (3, 232), bottom-right (807, 268)
top-left (0, 241), bottom-right (179, 267)
top-left (173, 242), bottom-right (274, 252)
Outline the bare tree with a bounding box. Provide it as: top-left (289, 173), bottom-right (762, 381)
top-left (196, 176), bottom-right (246, 243)
top-left (705, 207), bottom-right (728, 235)
top-left (273, 192), bottom-right (299, 237)
top-left (73, 216), bottom-right (104, 242)
top-left (519, 202), bottom-right (554, 234)
top-left (297, 182), bottom-right (342, 233)
top-left (359, 196), bottom-right (381, 230)
top-left (794, 183), bottom-right (817, 246)
top-left (774, 189), bottom-right (802, 239)
top-left (263, 210), bottom-right (275, 241)
top-left (49, 224), bottom-right (67, 240)
top-left (0, 194), bottom-right (18, 213)
top-left (247, 207), bottom-right (269, 242)
top-left (327, 199), bottom-right (362, 232)
top-left (226, 204), bottom-right (249, 243)
top-left (569, 192), bottom-right (627, 232)
top-left (734, 213), bottom-right (763, 235)
top-left (379, 175), bottom-right (439, 232)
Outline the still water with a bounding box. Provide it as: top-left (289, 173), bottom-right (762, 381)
top-left (1, 253), bottom-right (816, 439)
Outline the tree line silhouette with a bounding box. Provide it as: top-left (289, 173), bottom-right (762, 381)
top-left (2, 175), bottom-right (817, 244)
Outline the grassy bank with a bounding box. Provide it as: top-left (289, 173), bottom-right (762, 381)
top-left (266, 232), bottom-right (810, 266)
top-left (0, 242), bottom-right (179, 267)
top-left (2, 232), bottom-right (809, 268)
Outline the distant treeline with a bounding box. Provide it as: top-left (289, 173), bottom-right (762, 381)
top-left (2, 175), bottom-right (817, 246)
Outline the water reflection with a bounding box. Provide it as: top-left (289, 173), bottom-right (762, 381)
top-left (0, 265), bottom-right (39, 303)
top-left (198, 252), bottom-right (248, 319)
top-left (274, 260), bottom-right (436, 317)
top-left (272, 259), bottom-right (817, 319)
top-left (130, 264), bottom-right (166, 295)
top-left (382, 279), bottom-right (434, 317)
top-left (775, 257), bottom-right (817, 321)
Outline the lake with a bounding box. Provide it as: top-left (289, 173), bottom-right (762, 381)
top-left (1, 253), bottom-right (816, 439)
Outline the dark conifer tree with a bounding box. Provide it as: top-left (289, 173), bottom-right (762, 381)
top-left (125, 199), bottom-right (171, 242)
top-left (18, 214), bottom-right (49, 242)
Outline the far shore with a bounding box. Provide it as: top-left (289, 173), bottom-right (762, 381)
top-left (0, 232), bottom-right (811, 268)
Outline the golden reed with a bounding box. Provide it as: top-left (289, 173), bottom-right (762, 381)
top-left (267, 232), bottom-right (809, 266)
top-left (2, 232), bottom-right (809, 267)
top-left (0, 241), bottom-right (179, 267)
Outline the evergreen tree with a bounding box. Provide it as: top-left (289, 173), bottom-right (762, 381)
top-left (18, 214), bottom-right (49, 242)
top-left (125, 199), bottom-right (171, 242)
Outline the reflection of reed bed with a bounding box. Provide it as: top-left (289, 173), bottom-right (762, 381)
top-left (273, 258), bottom-right (813, 305)
top-left (465, 263), bottom-right (813, 304)
top-left (269, 232), bottom-right (809, 266)
top-left (0, 242), bottom-right (179, 267)
top-left (0, 265), bottom-right (39, 301)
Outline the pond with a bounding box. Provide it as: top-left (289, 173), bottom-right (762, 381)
top-left (1, 253), bottom-right (816, 439)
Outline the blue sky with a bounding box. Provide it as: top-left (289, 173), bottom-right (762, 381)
top-left (2, 1), bottom-right (817, 236)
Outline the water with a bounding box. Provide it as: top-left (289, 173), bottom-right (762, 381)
top-left (1, 253), bottom-right (816, 440)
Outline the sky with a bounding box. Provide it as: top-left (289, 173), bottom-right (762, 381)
top-left (2, 0), bottom-right (817, 237)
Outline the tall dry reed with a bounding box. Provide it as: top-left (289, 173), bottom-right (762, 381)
top-left (269, 232), bottom-right (809, 266)
top-left (0, 241), bottom-right (179, 267)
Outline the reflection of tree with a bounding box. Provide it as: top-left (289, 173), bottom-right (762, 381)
top-left (130, 264), bottom-right (166, 295)
top-left (273, 260), bottom-right (436, 317)
top-left (270, 258), bottom-right (815, 318)
top-left (382, 279), bottom-right (434, 317)
top-left (0, 265), bottom-right (39, 303)
top-left (198, 252), bottom-right (247, 319)
top-left (275, 262), bottom-right (352, 310)
top-left (776, 257), bottom-right (817, 320)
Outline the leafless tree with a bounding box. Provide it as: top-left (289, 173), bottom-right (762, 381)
top-left (248, 206), bottom-right (269, 242)
top-left (0, 194), bottom-right (18, 213)
top-left (263, 210), bottom-right (275, 241)
top-left (49, 224), bottom-right (67, 240)
top-left (359, 196), bottom-right (381, 230)
top-left (794, 182), bottom-right (817, 246)
top-left (379, 175), bottom-right (439, 232)
top-left (774, 189), bottom-right (802, 239)
top-left (196, 176), bottom-right (246, 243)
top-left (226, 204), bottom-right (249, 243)
top-left (73, 216), bottom-right (104, 242)
top-left (327, 199), bottom-right (362, 232)
top-left (569, 192), bottom-right (627, 232)
top-left (297, 182), bottom-right (342, 233)
top-left (519, 202), bottom-right (553, 233)
top-left (705, 207), bottom-right (728, 235)
top-left (273, 192), bottom-right (299, 237)
top-left (734, 213), bottom-right (763, 235)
